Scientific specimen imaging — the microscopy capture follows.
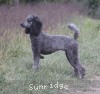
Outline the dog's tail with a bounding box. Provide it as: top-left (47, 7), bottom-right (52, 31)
top-left (68, 23), bottom-right (80, 40)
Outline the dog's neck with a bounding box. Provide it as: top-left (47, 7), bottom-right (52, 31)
top-left (29, 31), bottom-right (43, 39)
top-left (30, 34), bottom-right (37, 39)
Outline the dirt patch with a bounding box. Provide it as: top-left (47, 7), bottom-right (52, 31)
top-left (83, 76), bottom-right (100, 94)
top-left (66, 76), bottom-right (100, 94)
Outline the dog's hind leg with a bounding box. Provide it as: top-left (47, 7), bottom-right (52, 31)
top-left (65, 45), bottom-right (85, 79)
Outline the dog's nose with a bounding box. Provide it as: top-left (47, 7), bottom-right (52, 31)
top-left (20, 23), bottom-right (23, 27)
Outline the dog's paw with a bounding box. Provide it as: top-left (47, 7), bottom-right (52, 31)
top-left (32, 66), bottom-right (39, 71)
top-left (74, 68), bottom-right (85, 79)
top-left (78, 68), bottom-right (85, 79)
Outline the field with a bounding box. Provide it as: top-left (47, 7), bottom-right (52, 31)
top-left (0, 2), bottom-right (100, 94)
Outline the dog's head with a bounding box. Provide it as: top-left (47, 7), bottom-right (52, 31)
top-left (20, 14), bottom-right (42, 35)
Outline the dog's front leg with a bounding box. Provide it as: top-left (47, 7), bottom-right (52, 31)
top-left (32, 50), bottom-right (40, 70)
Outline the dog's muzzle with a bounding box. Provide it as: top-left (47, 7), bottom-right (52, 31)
top-left (20, 23), bottom-right (30, 34)
top-left (20, 23), bottom-right (25, 28)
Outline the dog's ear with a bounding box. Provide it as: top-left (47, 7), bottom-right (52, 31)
top-left (30, 16), bottom-right (42, 36)
top-left (25, 28), bottom-right (30, 34)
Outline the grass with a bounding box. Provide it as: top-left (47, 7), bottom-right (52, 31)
top-left (0, 15), bottom-right (100, 94)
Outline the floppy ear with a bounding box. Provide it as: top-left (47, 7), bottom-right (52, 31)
top-left (25, 28), bottom-right (30, 34)
top-left (30, 17), bottom-right (42, 36)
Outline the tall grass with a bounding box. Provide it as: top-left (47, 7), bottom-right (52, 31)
top-left (0, 15), bottom-right (100, 94)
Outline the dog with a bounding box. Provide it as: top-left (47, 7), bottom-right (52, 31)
top-left (20, 14), bottom-right (85, 79)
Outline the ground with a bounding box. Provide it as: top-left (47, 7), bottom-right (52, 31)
top-left (83, 76), bottom-right (100, 94)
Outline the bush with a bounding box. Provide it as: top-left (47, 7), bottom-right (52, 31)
top-left (75, 0), bottom-right (100, 18)
top-left (0, 0), bottom-right (66, 5)
top-left (0, 0), bottom-right (6, 4)
top-left (86, 0), bottom-right (99, 16)
top-left (19, 0), bottom-right (40, 4)
top-left (0, 0), bottom-right (14, 5)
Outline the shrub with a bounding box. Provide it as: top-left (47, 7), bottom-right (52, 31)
top-left (86, 0), bottom-right (99, 16)
top-left (0, 0), bottom-right (6, 4)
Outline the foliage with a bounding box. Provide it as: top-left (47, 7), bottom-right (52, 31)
top-left (0, 0), bottom-right (14, 5)
top-left (0, 0), bottom-right (66, 5)
top-left (0, 0), bottom-right (6, 4)
top-left (85, 0), bottom-right (100, 17)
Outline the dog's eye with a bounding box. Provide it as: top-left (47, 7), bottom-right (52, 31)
top-left (27, 19), bottom-right (32, 22)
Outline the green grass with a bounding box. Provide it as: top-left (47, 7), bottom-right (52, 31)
top-left (0, 15), bottom-right (100, 94)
